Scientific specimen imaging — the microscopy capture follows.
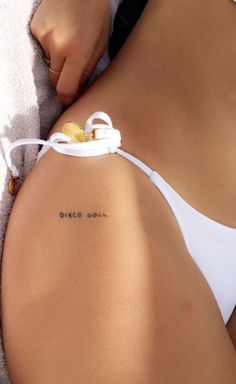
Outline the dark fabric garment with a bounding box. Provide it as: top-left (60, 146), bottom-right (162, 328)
top-left (109, 0), bottom-right (148, 60)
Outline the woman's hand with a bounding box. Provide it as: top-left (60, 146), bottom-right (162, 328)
top-left (30, 0), bottom-right (110, 106)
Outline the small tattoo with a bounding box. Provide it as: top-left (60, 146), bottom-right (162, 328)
top-left (87, 212), bottom-right (108, 218)
top-left (59, 211), bottom-right (108, 219)
top-left (59, 212), bottom-right (82, 219)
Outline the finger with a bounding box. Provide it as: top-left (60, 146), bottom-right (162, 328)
top-left (56, 54), bottom-right (87, 106)
top-left (79, 42), bottom-right (107, 92)
top-left (42, 54), bottom-right (51, 66)
top-left (29, 18), bottom-right (52, 70)
top-left (31, 31), bottom-right (51, 69)
top-left (78, 60), bottom-right (100, 96)
top-left (49, 52), bottom-right (65, 89)
top-left (79, 68), bottom-right (94, 92)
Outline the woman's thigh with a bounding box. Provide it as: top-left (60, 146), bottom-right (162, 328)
top-left (2, 151), bottom-right (236, 384)
top-left (2, 0), bottom-right (236, 382)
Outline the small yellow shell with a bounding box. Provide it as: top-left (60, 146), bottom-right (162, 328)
top-left (62, 122), bottom-right (94, 143)
top-left (8, 175), bottom-right (19, 195)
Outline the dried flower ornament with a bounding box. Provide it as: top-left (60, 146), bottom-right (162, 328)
top-left (5, 112), bottom-right (122, 195)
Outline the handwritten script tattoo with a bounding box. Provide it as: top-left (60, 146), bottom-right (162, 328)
top-left (59, 212), bottom-right (108, 219)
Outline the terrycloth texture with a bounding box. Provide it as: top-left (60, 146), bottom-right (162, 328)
top-left (0, 0), bottom-right (121, 382)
